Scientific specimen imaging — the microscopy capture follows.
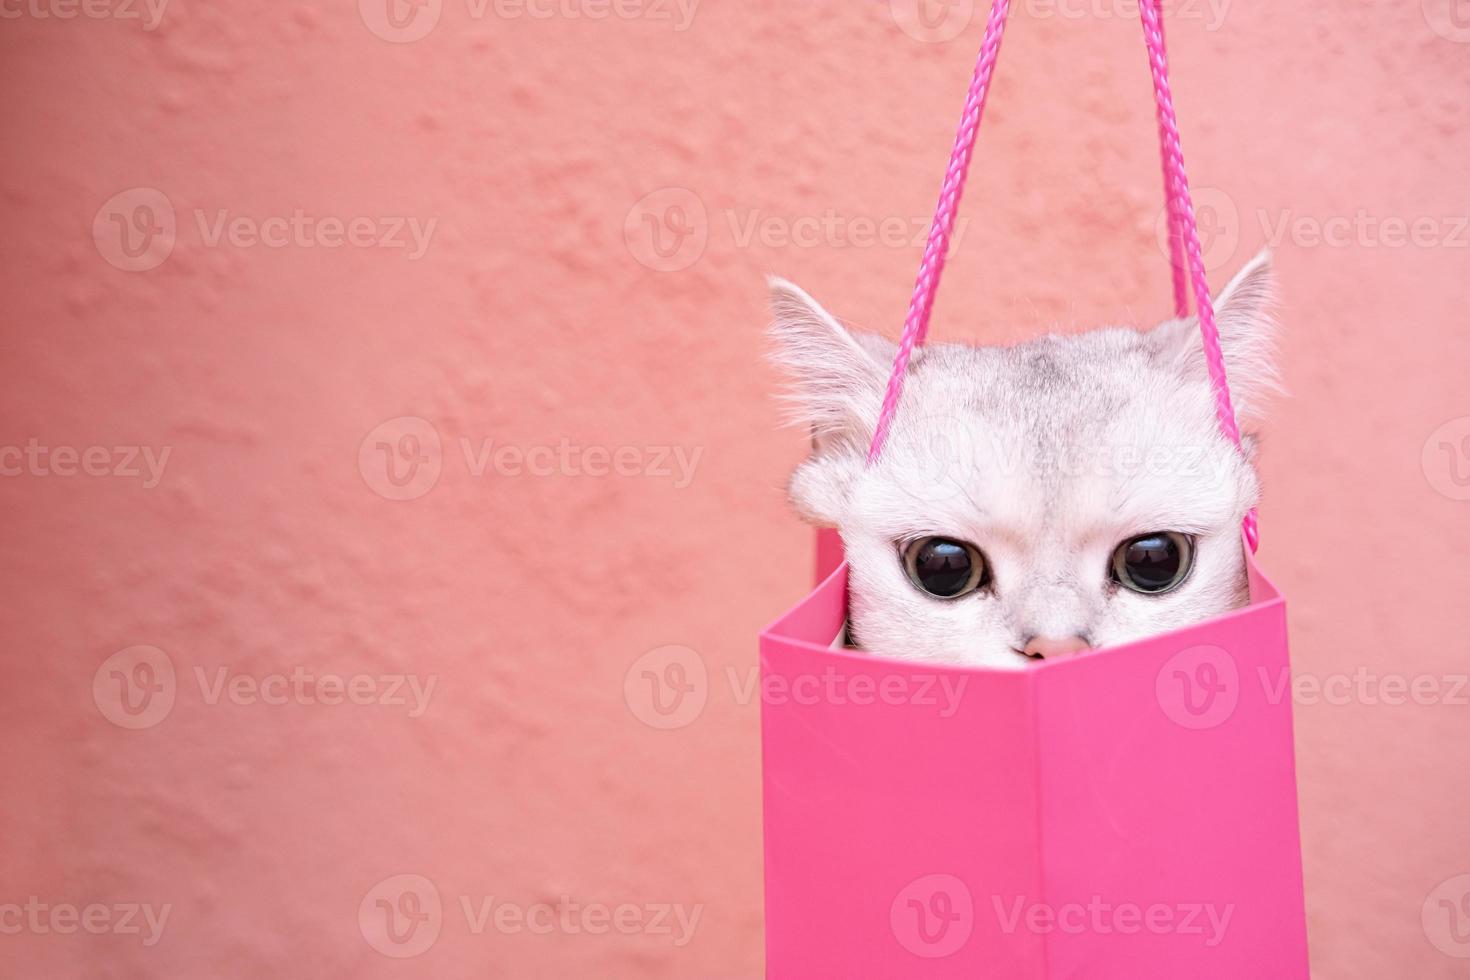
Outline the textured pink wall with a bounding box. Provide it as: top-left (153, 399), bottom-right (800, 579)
top-left (2, 1), bottom-right (1469, 976)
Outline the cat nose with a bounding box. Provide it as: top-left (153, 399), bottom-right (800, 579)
top-left (1023, 635), bottom-right (1092, 660)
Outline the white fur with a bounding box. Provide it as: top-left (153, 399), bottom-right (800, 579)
top-left (768, 252), bottom-right (1278, 668)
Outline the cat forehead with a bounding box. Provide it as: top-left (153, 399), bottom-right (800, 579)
top-left (893, 329), bottom-right (1208, 442)
top-left (867, 330), bottom-right (1242, 537)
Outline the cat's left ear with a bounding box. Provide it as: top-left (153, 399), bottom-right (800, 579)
top-left (1151, 248), bottom-right (1281, 423)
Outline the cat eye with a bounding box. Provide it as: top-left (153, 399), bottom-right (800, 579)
top-left (902, 537), bottom-right (988, 599)
top-left (1111, 532), bottom-right (1194, 595)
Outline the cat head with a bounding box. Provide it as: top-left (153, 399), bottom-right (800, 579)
top-left (768, 251), bottom-right (1279, 668)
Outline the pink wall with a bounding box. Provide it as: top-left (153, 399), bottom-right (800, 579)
top-left (3, 1), bottom-right (1469, 976)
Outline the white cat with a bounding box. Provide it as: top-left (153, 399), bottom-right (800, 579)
top-left (769, 251), bottom-right (1278, 668)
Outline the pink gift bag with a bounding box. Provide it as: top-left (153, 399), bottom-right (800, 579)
top-left (759, 2), bottom-right (1309, 976)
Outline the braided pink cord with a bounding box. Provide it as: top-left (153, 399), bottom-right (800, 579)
top-left (1152, 10), bottom-right (1189, 319)
top-left (1138, 0), bottom-right (1258, 550)
top-left (865, 0), bottom-right (1013, 463)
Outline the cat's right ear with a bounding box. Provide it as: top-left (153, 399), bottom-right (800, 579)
top-left (766, 277), bottom-right (893, 447)
top-left (766, 278), bottom-right (892, 523)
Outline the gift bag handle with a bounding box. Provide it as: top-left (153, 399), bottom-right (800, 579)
top-left (866, 0), bottom-right (1260, 552)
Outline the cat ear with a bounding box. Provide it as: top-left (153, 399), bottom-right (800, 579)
top-left (766, 277), bottom-right (894, 450)
top-left (767, 277), bottom-right (894, 523)
top-left (1151, 248), bottom-right (1281, 422)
